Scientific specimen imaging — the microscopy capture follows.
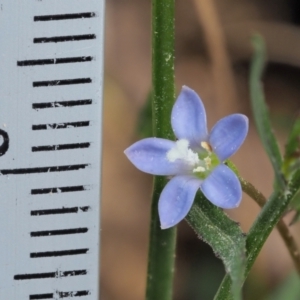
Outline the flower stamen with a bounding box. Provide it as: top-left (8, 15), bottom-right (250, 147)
top-left (201, 141), bottom-right (212, 152)
top-left (193, 166), bottom-right (205, 173)
top-left (204, 156), bottom-right (211, 169)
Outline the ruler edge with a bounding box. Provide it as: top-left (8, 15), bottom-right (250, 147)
top-left (93, 0), bottom-right (106, 299)
top-left (0, 0), bottom-right (107, 298)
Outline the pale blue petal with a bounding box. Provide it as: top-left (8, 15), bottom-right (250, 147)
top-left (124, 138), bottom-right (191, 176)
top-left (200, 165), bottom-right (242, 209)
top-left (158, 175), bottom-right (201, 229)
top-left (209, 114), bottom-right (248, 161)
top-left (171, 86), bottom-right (208, 148)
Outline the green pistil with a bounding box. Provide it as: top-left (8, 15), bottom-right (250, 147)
top-left (210, 152), bottom-right (220, 167)
top-left (193, 151), bottom-right (220, 180)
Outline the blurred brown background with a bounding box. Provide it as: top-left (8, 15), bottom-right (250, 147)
top-left (101, 0), bottom-right (300, 299)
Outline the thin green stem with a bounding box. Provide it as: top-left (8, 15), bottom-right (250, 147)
top-left (214, 171), bottom-right (300, 300)
top-left (240, 177), bottom-right (300, 275)
top-left (146, 1), bottom-right (176, 300)
top-left (239, 177), bottom-right (266, 207)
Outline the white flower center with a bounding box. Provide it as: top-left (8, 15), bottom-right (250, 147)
top-left (166, 139), bottom-right (214, 177)
top-left (167, 139), bottom-right (200, 166)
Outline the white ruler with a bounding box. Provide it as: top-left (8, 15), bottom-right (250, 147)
top-left (0, 0), bottom-right (104, 299)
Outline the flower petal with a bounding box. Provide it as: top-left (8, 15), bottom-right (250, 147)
top-left (200, 164), bottom-right (242, 209)
top-left (171, 86), bottom-right (208, 148)
top-left (124, 138), bottom-right (191, 175)
top-left (158, 175), bottom-right (201, 229)
top-left (209, 114), bottom-right (248, 161)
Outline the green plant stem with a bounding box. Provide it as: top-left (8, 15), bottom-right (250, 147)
top-left (146, 1), bottom-right (176, 300)
top-left (214, 171), bottom-right (300, 300)
top-left (240, 177), bottom-right (300, 275)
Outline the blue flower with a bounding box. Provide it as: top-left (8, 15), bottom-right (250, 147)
top-left (124, 86), bottom-right (248, 229)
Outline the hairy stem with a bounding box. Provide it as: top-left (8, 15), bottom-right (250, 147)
top-left (146, 1), bottom-right (176, 300)
top-left (240, 177), bottom-right (300, 275)
top-left (214, 171), bottom-right (300, 300)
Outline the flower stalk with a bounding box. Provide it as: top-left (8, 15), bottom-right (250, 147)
top-left (239, 176), bottom-right (300, 275)
top-left (214, 170), bottom-right (300, 300)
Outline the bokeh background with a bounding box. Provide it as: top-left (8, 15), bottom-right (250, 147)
top-left (101, 1), bottom-right (300, 299)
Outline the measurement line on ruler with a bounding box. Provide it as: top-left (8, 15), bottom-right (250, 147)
top-left (31, 228), bottom-right (89, 237)
top-left (0, 164), bottom-right (89, 175)
top-left (30, 248), bottom-right (89, 258)
top-left (32, 142), bottom-right (91, 152)
top-left (32, 121), bottom-right (90, 130)
top-left (33, 99), bottom-right (93, 109)
top-left (34, 34), bottom-right (96, 43)
top-left (34, 12), bottom-right (96, 22)
top-left (31, 185), bottom-right (88, 195)
top-left (14, 269), bottom-right (87, 280)
top-left (29, 290), bottom-right (90, 299)
top-left (33, 78), bottom-right (92, 87)
top-left (30, 293), bottom-right (53, 299)
top-left (18, 56), bottom-right (93, 66)
top-left (31, 206), bottom-right (91, 216)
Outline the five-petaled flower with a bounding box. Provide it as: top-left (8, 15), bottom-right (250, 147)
top-left (124, 86), bottom-right (248, 229)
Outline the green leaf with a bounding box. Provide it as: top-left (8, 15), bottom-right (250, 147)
top-left (186, 192), bottom-right (246, 300)
top-left (283, 118), bottom-right (300, 179)
top-left (265, 272), bottom-right (300, 300)
top-left (289, 189), bottom-right (300, 225)
top-left (286, 126), bottom-right (300, 222)
top-left (284, 118), bottom-right (300, 159)
top-left (250, 34), bottom-right (285, 190)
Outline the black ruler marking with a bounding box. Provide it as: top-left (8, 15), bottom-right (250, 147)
top-left (31, 206), bottom-right (91, 216)
top-left (34, 34), bottom-right (96, 43)
top-left (31, 248), bottom-right (89, 258)
top-left (33, 99), bottom-right (92, 110)
top-left (31, 185), bottom-right (87, 195)
top-left (32, 142), bottom-right (90, 152)
top-left (18, 56), bottom-right (93, 66)
top-left (34, 12), bottom-right (96, 22)
top-left (33, 78), bottom-right (92, 87)
top-left (31, 228), bottom-right (89, 237)
top-left (30, 293), bottom-right (53, 299)
top-left (0, 164), bottom-right (89, 175)
top-left (14, 270), bottom-right (87, 280)
top-left (32, 121), bottom-right (90, 130)
top-left (29, 290), bottom-right (90, 299)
